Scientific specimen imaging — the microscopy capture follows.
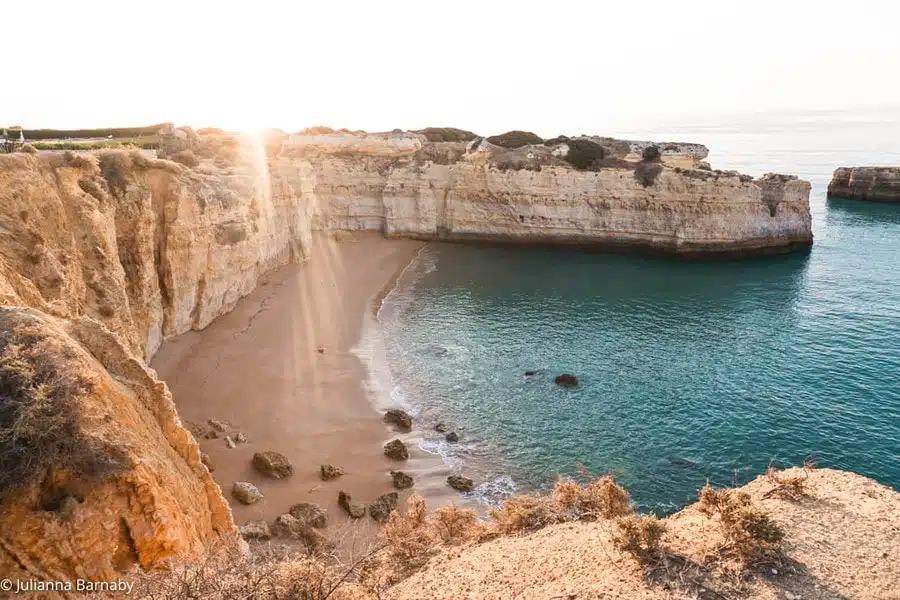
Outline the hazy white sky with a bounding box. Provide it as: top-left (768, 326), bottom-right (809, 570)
top-left (5, 0), bottom-right (898, 136)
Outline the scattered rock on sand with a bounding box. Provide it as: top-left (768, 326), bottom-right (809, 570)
top-left (554, 373), bottom-right (579, 388)
top-left (384, 408), bottom-right (413, 432)
top-left (273, 514), bottom-right (333, 552)
top-left (445, 431), bottom-right (459, 443)
top-left (200, 452), bottom-right (215, 472)
top-left (384, 439), bottom-right (409, 461)
top-left (232, 482), bottom-right (264, 505)
top-left (368, 492), bottom-right (399, 522)
top-left (317, 346), bottom-right (326, 354)
top-left (447, 475), bottom-right (474, 492)
top-left (235, 432), bottom-right (247, 443)
top-left (390, 470), bottom-right (414, 489)
top-left (289, 502), bottom-right (328, 528)
top-left (252, 451), bottom-right (294, 478)
top-left (338, 491), bottom-right (366, 518)
top-left (274, 513), bottom-right (305, 537)
top-left (434, 422), bottom-right (448, 433)
top-left (225, 435), bottom-right (236, 449)
top-left (320, 464), bottom-right (345, 481)
top-left (208, 418), bottom-right (230, 432)
top-left (240, 520), bottom-right (272, 540)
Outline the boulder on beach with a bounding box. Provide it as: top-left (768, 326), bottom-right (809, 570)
top-left (289, 502), bottom-right (328, 529)
top-left (225, 435), bottom-right (236, 449)
top-left (274, 513), bottom-right (333, 552)
top-left (274, 513), bottom-right (305, 537)
top-left (554, 373), bottom-right (579, 388)
top-left (200, 452), bottom-right (214, 472)
top-left (368, 492), bottom-right (399, 522)
top-left (320, 464), bottom-right (345, 481)
top-left (434, 422), bottom-right (448, 433)
top-left (252, 451), bottom-right (294, 479)
top-left (232, 481), bottom-right (264, 505)
top-left (390, 470), bottom-right (414, 489)
top-left (338, 491), bottom-right (366, 518)
top-left (445, 431), bottom-right (459, 443)
top-left (447, 475), bottom-right (474, 492)
top-left (384, 439), bottom-right (409, 460)
top-left (384, 408), bottom-right (413, 432)
top-left (208, 418), bottom-right (230, 432)
top-left (239, 520), bottom-right (272, 540)
top-left (235, 432), bottom-right (247, 443)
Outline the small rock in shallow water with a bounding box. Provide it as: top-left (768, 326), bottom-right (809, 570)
top-left (384, 439), bottom-right (409, 460)
top-left (225, 435), bottom-right (236, 449)
top-left (289, 502), bottom-right (327, 528)
top-left (232, 482), bottom-right (263, 505)
top-left (240, 520), bottom-right (271, 540)
top-left (524, 370), bottom-right (538, 376)
top-left (338, 491), bottom-right (366, 518)
top-left (235, 432), bottom-right (247, 443)
top-left (368, 492), bottom-right (399, 522)
top-left (390, 470), bottom-right (414, 489)
top-left (448, 475), bottom-right (474, 492)
top-left (384, 408), bottom-right (413, 432)
top-left (445, 431), bottom-right (459, 443)
top-left (320, 464), bottom-right (345, 480)
top-left (434, 422), bottom-right (448, 433)
top-left (554, 373), bottom-right (579, 388)
top-left (252, 451), bottom-right (294, 478)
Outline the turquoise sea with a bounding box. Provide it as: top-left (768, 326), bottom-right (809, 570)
top-left (378, 108), bottom-right (900, 513)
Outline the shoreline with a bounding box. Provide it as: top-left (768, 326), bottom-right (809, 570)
top-left (151, 231), bottom-right (451, 544)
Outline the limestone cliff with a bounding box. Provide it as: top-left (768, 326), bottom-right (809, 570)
top-left (273, 132), bottom-right (812, 257)
top-left (828, 166), bottom-right (900, 202)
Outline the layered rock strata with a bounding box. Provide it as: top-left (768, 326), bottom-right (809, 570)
top-left (828, 166), bottom-right (900, 202)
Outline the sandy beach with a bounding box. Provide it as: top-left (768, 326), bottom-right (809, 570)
top-left (151, 232), bottom-right (452, 545)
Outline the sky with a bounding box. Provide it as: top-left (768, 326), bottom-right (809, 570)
top-left (4, 0), bottom-right (899, 137)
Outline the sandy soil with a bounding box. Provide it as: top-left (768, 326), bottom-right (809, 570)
top-left (152, 232), bottom-right (452, 548)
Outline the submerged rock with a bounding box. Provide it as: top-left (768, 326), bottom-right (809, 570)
top-left (447, 475), bottom-right (474, 492)
top-left (252, 451), bottom-right (294, 479)
top-left (445, 432), bottom-right (459, 443)
top-left (434, 422), bottom-right (448, 433)
top-left (390, 470), bottom-right (415, 490)
top-left (240, 520), bottom-right (272, 540)
top-left (338, 491), bottom-right (366, 518)
top-left (232, 482), bottom-right (263, 505)
top-left (554, 374), bottom-right (579, 388)
top-left (524, 370), bottom-right (538, 376)
top-left (384, 409), bottom-right (413, 432)
top-left (368, 492), bottom-right (399, 522)
top-left (320, 464), bottom-right (345, 481)
top-left (289, 503), bottom-right (328, 529)
top-left (384, 439), bottom-right (409, 460)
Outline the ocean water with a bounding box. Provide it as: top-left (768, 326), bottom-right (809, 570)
top-left (377, 108), bottom-right (900, 513)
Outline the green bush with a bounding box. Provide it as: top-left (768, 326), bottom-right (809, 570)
top-left (634, 162), bottom-right (663, 186)
top-left (486, 130), bottom-right (543, 148)
top-left (414, 127), bottom-right (479, 142)
top-left (13, 124), bottom-right (167, 141)
top-left (562, 139), bottom-right (607, 170)
top-left (642, 145), bottom-right (661, 162)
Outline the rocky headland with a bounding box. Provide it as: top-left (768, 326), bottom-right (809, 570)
top-left (1, 127), bottom-right (880, 595)
top-left (828, 166), bottom-right (900, 202)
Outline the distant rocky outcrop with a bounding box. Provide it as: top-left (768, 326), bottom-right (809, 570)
top-left (828, 167), bottom-right (900, 203)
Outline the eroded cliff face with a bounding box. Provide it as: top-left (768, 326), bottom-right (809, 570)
top-left (828, 166), bottom-right (900, 203)
top-left (0, 308), bottom-right (235, 580)
top-left (272, 133), bottom-right (812, 257)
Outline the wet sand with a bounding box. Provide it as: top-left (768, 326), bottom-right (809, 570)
top-left (151, 232), bottom-right (452, 544)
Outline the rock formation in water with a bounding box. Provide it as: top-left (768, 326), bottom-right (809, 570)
top-left (0, 127), bottom-right (814, 580)
top-left (828, 166), bottom-right (900, 202)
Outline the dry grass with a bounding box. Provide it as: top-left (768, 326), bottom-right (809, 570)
top-left (764, 465), bottom-right (810, 501)
top-left (698, 484), bottom-right (785, 567)
top-left (170, 150), bottom-right (200, 168)
top-left (0, 312), bottom-right (122, 499)
top-left (614, 514), bottom-right (667, 560)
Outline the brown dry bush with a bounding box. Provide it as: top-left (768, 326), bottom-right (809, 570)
top-left (698, 484), bottom-right (785, 567)
top-left (490, 494), bottom-right (565, 534)
top-left (552, 476), bottom-right (633, 520)
top-left (0, 311), bottom-right (126, 500)
top-left (430, 504), bottom-right (478, 544)
top-left (63, 150), bottom-right (97, 170)
top-left (18, 143), bottom-right (38, 154)
top-left (170, 150), bottom-right (200, 168)
top-left (614, 514), bottom-right (667, 560)
top-left (764, 466), bottom-right (809, 501)
top-left (382, 495), bottom-right (434, 562)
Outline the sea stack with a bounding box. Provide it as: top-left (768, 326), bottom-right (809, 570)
top-left (828, 167), bottom-right (900, 203)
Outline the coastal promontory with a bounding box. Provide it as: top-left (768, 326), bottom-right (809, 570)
top-left (828, 166), bottom-right (900, 202)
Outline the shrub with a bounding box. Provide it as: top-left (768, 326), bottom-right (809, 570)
top-left (18, 143), bottom-right (38, 154)
top-left (642, 145), bottom-right (662, 161)
top-left (382, 495), bottom-right (434, 562)
top-left (543, 135), bottom-right (570, 146)
top-left (430, 504), bottom-right (478, 543)
top-left (697, 484), bottom-right (785, 566)
top-left (414, 127), bottom-right (478, 143)
top-left (562, 138), bottom-right (608, 170)
top-left (0, 312), bottom-right (125, 500)
top-left (486, 130), bottom-right (543, 148)
top-left (170, 150), bottom-right (199, 168)
top-left (98, 151), bottom-right (133, 196)
top-left (490, 494), bottom-right (564, 533)
top-left (634, 162), bottom-right (663, 187)
top-left (63, 150), bottom-right (96, 170)
top-left (576, 476), bottom-right (633, 520)
top-left (614, 514), bottom-right (666, 559)
top-left (764, 466), bottom-right (809, 501)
